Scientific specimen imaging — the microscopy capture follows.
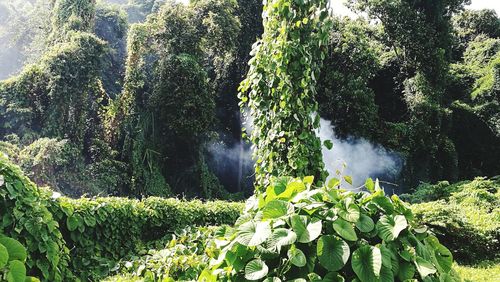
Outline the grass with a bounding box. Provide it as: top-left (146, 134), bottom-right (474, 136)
top-left (454, 260), bottom-right (500, 282)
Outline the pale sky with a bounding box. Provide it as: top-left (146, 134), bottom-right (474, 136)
top-left (330, 0), bottom-right (500, 18)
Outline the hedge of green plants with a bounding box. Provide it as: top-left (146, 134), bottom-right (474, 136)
top-left (404, 177), bottom-right (500, 264)
top-left (48, 195), bottom-right (243, 280)
top-left (0, 155), bottom-right (244, 281)
top-left (0, 155), bottom-right (73, 281)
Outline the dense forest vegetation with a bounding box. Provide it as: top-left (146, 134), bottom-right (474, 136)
top-left (0, 0), bottom-right (498, 198)
top-left (0, 0), bottom-right (498, 281)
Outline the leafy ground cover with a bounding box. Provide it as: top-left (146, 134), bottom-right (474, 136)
top-left (2, 155), bottom-right (499, 281)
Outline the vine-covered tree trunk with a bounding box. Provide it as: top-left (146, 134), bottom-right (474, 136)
top-left (239, 0), bottom-right (332, 190)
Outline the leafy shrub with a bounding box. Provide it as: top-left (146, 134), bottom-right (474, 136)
top-left (0, 234), bottom-right (39, 281)
top-left (453, 260), bottom-right (500, 282)
top-left (45, 192), bottom-right (243, 280)
top-left (201, 177), bottom-right (460, 281)
top-left (1, 154), bottom-right (244, 281)
top-left (0, 155), bottom-right (73, 281)
top-left (105, 226), bottom-right (222, 281)
top-left (407, 177), bottom-right (500, 264)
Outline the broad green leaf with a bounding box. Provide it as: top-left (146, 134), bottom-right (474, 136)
top-left (414, 257), bottom-right (436, 279)
top-left (327, 178), bottom-right (340, 188)
top-left (439, 273), bottom-right (455, 282)
top-left (332, 219), bottom-right (357, 241)
top-left (397, 262), bottom-right (415, 281)
top-left (0, 237), bottom-right (26, 262)
top-left (425, 235), bottom-right (453, 273)
top-left (355, 214), bottom-right (375, 233)
top-left (322, 272), bottom-right (345, 282)
top-left (323, 140), bottom-right (333, 150)
top-left (288, 246), bottom-right (306, 267)
top-left (291, 215), bottom-right (322, 243)
top-left (351, 245), bottom-right (382, 282)
top-left (376, 215), bottom-right (407, 241)
top-left (379, 265), bottom-right (394, 282)
top-left (365, 178), bottom-right (375, 193)
top-left (307, 273), bottom-right (322, 282)
top-left (343, 176), bottom-right (353, 185)
top-left (0, 242), bottom-right (8, 268)
top-left (267, 228), bottom-right (297, 251)
top-left (379, 245), bottom-right (392, 268)
top-left (339, 203), bottom-right (360, 222)
top-left (303, 176), bottom-right (314, 186)
top-left (245, 259), bottom-right (268, 280)
top-left (66, 215), bottom-right (80, 232)
top-left (7, 260), bottom-right (26, 282)
top-left (371, 196), bottom-right (394, 214)
top-left (237, 221), bottom-right (271, 247)
top-left (262, 200), bottom-right (292, 219)
top-left (198, 269), bottom-right (217, 282)
top-left (317, 235), bottom-right (350, 271)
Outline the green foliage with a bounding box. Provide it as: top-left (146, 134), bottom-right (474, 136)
top-left (94, 2), bottom-right (129, 97)
top-left (105, 226), bottom-right (221, 281)
top-left (0, 155), bottom-right (73, 281)
top-left (0, 31), bottom-right (107, 145)
top-left (317, 18), bottom-right (380, 139)
top-left (405, 177), bottom-right (500, 264)
top-left (453, 260), bottom-right (500, 282)
top-left (0, 154), bottom-right (244, 280)
top-left (0, 234), bottom-right (40, 282)
top-left (202, 176), bottom-right (460, 281)
top-left (350, 0), bottom-right (466, 82)
top-left (453, 9), bottom-right (500, 53)
top-left (46, 194), bottom-right (242, 280)
top-left (239, 0), bottom-right (331, 189)
top-left (115, 0), bottom-right (243, 197)
top-left (51, 0), bottom-right (97, 37)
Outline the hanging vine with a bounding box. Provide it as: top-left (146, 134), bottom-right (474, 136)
top-left (239, 0), bottom-right (332, 190)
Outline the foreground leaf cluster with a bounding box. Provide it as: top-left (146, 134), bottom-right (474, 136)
top-left (201, 177), bottom-right (460, 281)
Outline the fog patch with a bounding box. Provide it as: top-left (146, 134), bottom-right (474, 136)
top-left (317, 118), bottom-right (403, 192)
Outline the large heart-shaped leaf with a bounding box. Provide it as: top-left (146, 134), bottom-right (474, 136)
top-left (0, 237), bottom-right (26, 262)
top-left (0, 243), bottom-right (9, 268)
top-left (288, 245), bottom-right (307, 267)
top-left (379, 265), bottom-right (394, 282)
top-left (267, 228), bottom-right (297, 251)
top-left (262, 200), bottom-right (293, 219)
top-left (376, 215), bottom-right (407, 241)
top-left (355, 214), bottom-right (374, 233)
top-left (332, 219), bottom-right (357, 241)
top-left (237, 221), bottom-right (271, 247)
top-left (414, 257), bottom-right (436, 279)
top-left (351, 245), bottom-right (382, 282)
top-left (339, 203), bottom-right (360, 222)
top-left (317, 235), bottom-right (350, 271)
top-left (291, 215), bottom-right (322, 243)
top-left (397, 261), bottom-right (415, 281)
top-left (245, 259), bottom-right (269, 281)
top-left (7, 260), bottom-right (26, 282)
top-left (371, 196), bottom-right (394, 214)
top-left (425, 235), bottom-right (453, 273)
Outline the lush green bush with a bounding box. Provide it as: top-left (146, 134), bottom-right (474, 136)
top-left (0, 155), bottom-right (73, 281)
top-left (0, 155), bottom-right (244, 281)
top-left (104, 226), bottom-right (222, 281)
top-left (46, 195), bottom-right (243, 280)
top-left (201, 176), bottom-right (460, 281)
top-left (404, 178), bottom-right (500, 264)
top-left (0, 233), bottom-right (40, 281)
